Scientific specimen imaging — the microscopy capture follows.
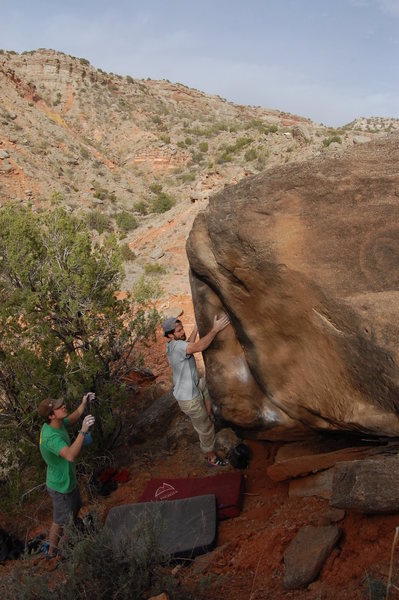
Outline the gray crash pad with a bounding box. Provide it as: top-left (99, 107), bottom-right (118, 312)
top-left (104, 494), bottom-right (217, 559)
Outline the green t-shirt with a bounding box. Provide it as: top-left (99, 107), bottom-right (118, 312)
top-left (39, 418), bottom-right (77, 494)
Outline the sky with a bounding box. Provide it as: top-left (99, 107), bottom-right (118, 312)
top-left (1, 0), bottom-right (399, 126)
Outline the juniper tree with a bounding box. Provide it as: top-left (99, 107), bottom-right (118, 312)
top-left (0, 205), bottom-right (158, 458)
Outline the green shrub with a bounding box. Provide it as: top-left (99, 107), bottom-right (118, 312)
top-left (144, 262), bottom-right (166, 275)
top-left (235, 136), bottom-right (253, 150)
top-left (86, 210), bottom-right (109, 233)
top-left (256, 150), bottom-right (270, 170)
top-left (177, 140), bottom-right (185, 148)
top-left (91, 181), bottom-right (116, 203)
top-left (50, 191), bottom-right (64, 205)
top-left (126, 75), bottom-right (134, 84)
top-left (199, 141), bottom-right (208, 152)
top-left (217, 152), bottom-right (233, 164)
top-left (244, 119), bottom-right (268, 134)
top-left (212, 121), bottom-right (228, 132)
top-left (133, 200), bottom-right (148, 215)
top-left (245, 119), bottom-right (278, 135)
top-left (186, 126), bottom-right (212, 137)
top-left (151, 192), bottom-right (175, 214)
top-left (184, 137), bottom-right (193, 145)
top-left (159, 134), bottom-right (170, 144)
top-left (120, 243), bottom-right (136, 261)
top-left (114, 211), bottom-right (138, 233)
top-left (244, 148), bottom-right (257, 161)
top-left (93, 190), bottom-right (106, 201)
top-left (79, 57), bottom-right (90, 66)
top-left (80, 146), bottom-right (90, 159)
top-left (323, 135), bottom-right (342, 147)
top-left (149, 183), bottom-right (163, 194)
top-left (0, 516), bottom-right (192, 600)
top-left (151, 115), bottom-right (161, 125)
top-left (217, 137), bottom-right (253, 163)
top-left (191, 152), bottom-right (203, 164)
top-left (133, 276), bottom-right (162, 303)
top-left (179, 171), bottom-right (196, 183)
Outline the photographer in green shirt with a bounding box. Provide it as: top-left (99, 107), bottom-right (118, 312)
top-left (38, 393), bottom-right (95, 558)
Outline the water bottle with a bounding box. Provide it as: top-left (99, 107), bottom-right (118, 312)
top-left (83, 431), bottom-right (92, 446)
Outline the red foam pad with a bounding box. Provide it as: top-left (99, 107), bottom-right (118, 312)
top-left (139, 471), bottom-right (244, 520)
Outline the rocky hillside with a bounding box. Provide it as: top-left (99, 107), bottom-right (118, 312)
top-left (1, 48), bottom-right (398, 296)
top-left (347, 116), bottom-right (399, 133)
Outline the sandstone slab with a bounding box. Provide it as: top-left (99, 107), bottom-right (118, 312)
top-left (283, 525), bottom-right (341, 589)
top-left (267, 438), bottom-right (377, 481)
top-left (289, 469), bottom-right (334, 500)
top-left (330, 456), bottom-right (399, 513)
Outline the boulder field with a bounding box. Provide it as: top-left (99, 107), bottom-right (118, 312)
top-left (187, 134), bottom-right (399, 440)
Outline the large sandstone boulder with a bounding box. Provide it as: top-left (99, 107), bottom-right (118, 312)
top-left (187, 134), bottom-right (399, 439)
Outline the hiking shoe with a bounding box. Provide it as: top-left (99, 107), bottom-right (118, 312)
top-left (206, 456), bottom-right (229, 467)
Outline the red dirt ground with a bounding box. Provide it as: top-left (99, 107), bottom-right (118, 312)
top-left (2, 304), bottom-right (399, 599)
top-left (2, 431), bottom-right (399, 599)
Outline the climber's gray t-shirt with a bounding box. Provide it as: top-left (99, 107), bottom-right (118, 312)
top-left (166, 340), bottom-right (199, 401)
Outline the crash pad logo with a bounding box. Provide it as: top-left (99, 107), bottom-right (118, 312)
top-left (155, 483), bottom-right (178, 500)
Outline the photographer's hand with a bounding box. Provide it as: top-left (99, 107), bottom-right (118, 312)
top-left (82, 392), bottom-right (95, 408)
top-left (81, 415), bottom-right (95, 434)
top-left (59, 415), bottom-right (96, 462)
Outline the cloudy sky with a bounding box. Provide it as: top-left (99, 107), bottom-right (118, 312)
top-left (1, 0), bottom-right (399, 126)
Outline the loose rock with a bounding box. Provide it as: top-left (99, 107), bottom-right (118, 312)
top-left (0, 161), bottom-right (13, 173)
top-left (353, 135), bottom-right (371, 144)
top-left (289, 468), bottom-right (334, 500)
top-left (292, 124), bottom-right (311, 143)
top-left (283, 525), bottom-right (341, 589)
top-left (128, 390), bottom-right (178, 443)
top-left (150, 247), bottom-right (165, 260)
top-left (330, 456), bottom-right (399, 513)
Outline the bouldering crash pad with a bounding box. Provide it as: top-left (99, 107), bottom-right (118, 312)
top-left (104, 494), bottom-right (217, 559)
top-left (138, 471), bottom-right (244, 519)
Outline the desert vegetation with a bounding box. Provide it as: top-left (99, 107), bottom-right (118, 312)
top-left (0, 515), bottom-right (209, 599)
